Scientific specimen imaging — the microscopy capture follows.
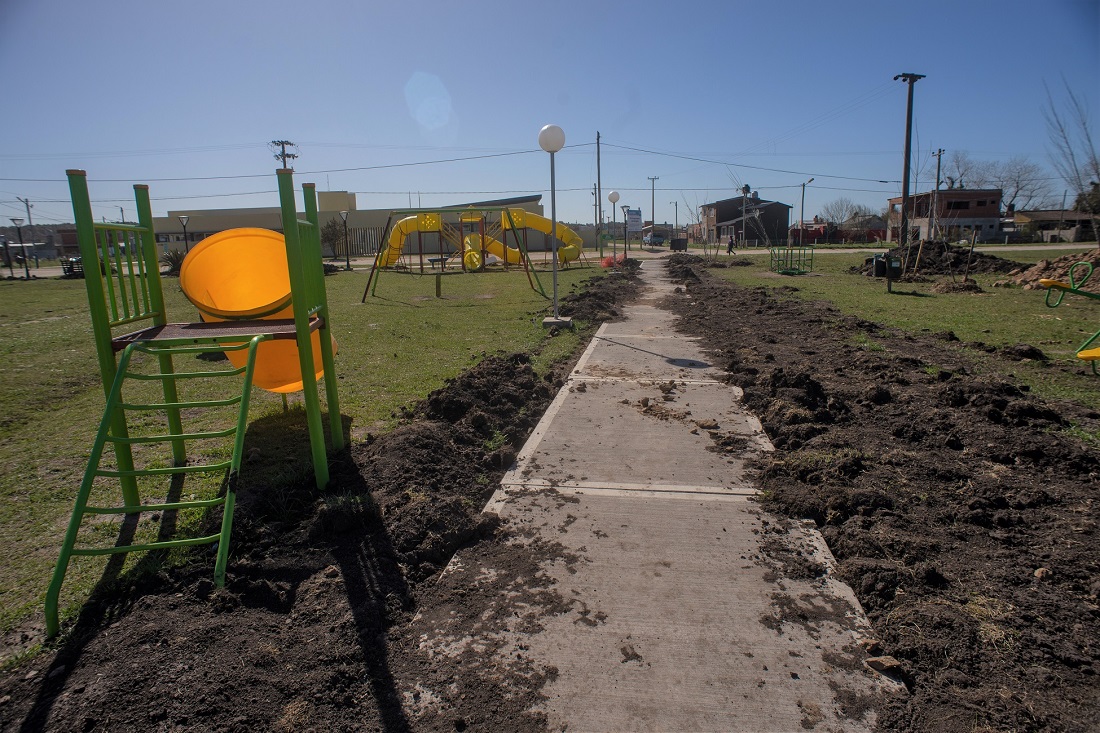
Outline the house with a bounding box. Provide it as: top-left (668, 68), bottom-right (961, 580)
top-left (1012, 210), bottom-right (1096, 243)
top-left (699, 194), bottom-right (792, 246)
top-left (887, 188), bottom-right (1002, 243)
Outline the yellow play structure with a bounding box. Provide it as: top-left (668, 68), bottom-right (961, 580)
top-left (375, 208), bottom-right (584, 269)
top-left (363, 205), bottom-right (585, 299)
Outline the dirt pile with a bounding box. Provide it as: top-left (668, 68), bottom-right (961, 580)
top-left (1008, 247), bottom-right (1100, 290)
top-left (0, 268), bottom-right (642, 732)
top-left (665, 253), bottom-right (1100, 733)
top-left (557, 258), bottom-right (641, 322)
top-left (855, 242), bottom-right (1023, 277)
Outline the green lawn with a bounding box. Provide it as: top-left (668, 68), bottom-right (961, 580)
top-left (706, 246), bottom-right (1100, 411)
top-left (0, 263), bottom-right (595, 646)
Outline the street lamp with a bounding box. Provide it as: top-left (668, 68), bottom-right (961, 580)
top-left (178, 215), bottom-right (190, 253)
top-left (608, 190), bottom-right (620, 259)
top-left (800, 177), bottom-right (814, 246)
top-left (340, 210), bottom-right (351, 270)
top-left (10, 218), bottom-right (27, 278)
top-left (538, 123), bottom-right (569, 326)
top-left (621, 204), bottom-right (629, 257)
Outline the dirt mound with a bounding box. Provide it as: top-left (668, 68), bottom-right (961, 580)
top-left (665, 256), bottom-right (1100, 732)
top-left (0, 270), bottom-right (641, 732)
top-left (558, 258), bottom-right (641, 321)
top-left (1008, 247), bottom-right (1100, 290)
top-left (856, 242), bottom-right (1023, 276)
top-left (930, 279), bottom-right (983, 294)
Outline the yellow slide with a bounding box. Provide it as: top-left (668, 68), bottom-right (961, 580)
top-left (382, 209), bottom-right (584, 269)
top-left (462, 232), bottom-right (524, 270)
top-left (377, 212), bottom-right (443, 267)
top-left (516, 211), bottom-right (584, 264)
top-left (179, 228), bottom-right (336, 394)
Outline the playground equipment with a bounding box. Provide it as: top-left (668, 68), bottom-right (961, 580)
top-left (45, 169), bottom-right (342, 637)
top-left (179, 227), bottom-right (336, 393)
top-left (363, 206), bottom-right (585, 301)
top-left (1040, 261), bottom-right (1100, 373)
top-left (769, 245), bottom-right (815, 275)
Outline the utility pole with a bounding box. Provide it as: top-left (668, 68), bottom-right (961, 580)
top-left (596, 132), bottom-right (602, 247)
top-left (894, 73), bottom-right (925, 251)
top-left (670, 200), bottom-right (678, 236)
top-left (930, 148), bottom-right (945, 241)
top-left (741, 184), bottom-right (750, 247)
top-left (15, 197), bottom-right (35, 267)
top-left (270, 140), bottom-right (298, 169)
top-left (648, 176), bottom-right (659, 242)
top-left (593, 184), bottom-right (600, 254)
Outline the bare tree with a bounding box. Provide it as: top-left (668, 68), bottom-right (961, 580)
top-left (988, 156), bottom-right (1054, 212)
top-left (946, 151), bottom-right (993, 189)
top-left (820, 197), bottom-right (857, 224)
top-left (1044, 79), bottom-right (1100, 237)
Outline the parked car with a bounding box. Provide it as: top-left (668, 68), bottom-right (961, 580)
top-left (643, 234), bottom-right (666, 246)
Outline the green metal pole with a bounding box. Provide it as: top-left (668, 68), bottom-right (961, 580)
top-left (303, 184), bottom-right (344, 452)
top-left (278, 171), bottom-right (329, 489)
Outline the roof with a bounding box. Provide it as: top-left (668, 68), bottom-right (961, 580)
top-left (455, 193), bottom-right (542, 208)
top-left (1014, 209), bottom-right (1095, 223)
top-left (705, 196), bottom-right (791, 210)
top-left (887, 188), bottom-right (1002, 204)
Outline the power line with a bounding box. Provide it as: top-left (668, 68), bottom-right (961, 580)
top-left (602, 142), bottom-right (900, 183)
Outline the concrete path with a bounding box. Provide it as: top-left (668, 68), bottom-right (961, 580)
top-left (427, 257), bottom-right (901, 731)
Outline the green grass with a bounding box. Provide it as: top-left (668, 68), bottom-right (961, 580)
top-left (707, 246), bottom-right (1100, 411)
top-left (0, 262), bottom-right (595, 642)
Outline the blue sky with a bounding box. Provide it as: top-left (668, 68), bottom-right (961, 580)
top-left (1, 0), bottom-right (1096, 228)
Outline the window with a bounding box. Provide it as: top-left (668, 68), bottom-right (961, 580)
top-left (977, 200), bottom-right (987, 207)
top-left (947, 200), bottom-right (970, 210)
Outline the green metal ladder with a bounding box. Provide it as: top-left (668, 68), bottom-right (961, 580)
top-left (45, 169), bottom-right (342, 637)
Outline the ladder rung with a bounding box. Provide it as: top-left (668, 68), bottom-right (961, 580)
top-left (84, 496), bottom-right (227, 514)
top-left (71, 533), bottom-right (222, 556)
top-left (121, 395), bottom-right (243, 411)
top-left (107, 426), bottom-right (237, 444)
top-left (125, 366), bottom-right (247, 381)
top-left (96, 461), bottom-right (233, 478)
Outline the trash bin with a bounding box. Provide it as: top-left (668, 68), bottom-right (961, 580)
top-left (886, 257), bottom-right (902, 279)
top-left (670, 238), bottom-right (688, 251)
top-left (872, 254), bottom-right (888, 277)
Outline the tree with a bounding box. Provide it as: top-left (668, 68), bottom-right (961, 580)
top-left (987, 156), bottom-right (1053, 212)
top-left (320, 218), bottom-right (342, 258)
top-left (1044, 79), bottom-right (1100, 238)
top-left (820, 197), bottom-right (857, 224)
top-left (946, 151), bottom-right (992, 189)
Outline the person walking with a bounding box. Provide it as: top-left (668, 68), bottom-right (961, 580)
top-left (726, 234), bottom-right (735, 255)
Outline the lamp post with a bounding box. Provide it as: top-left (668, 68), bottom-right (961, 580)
top-left (670, 200), bottom-right (678, 239)
top-left (10, 218), bottom-right (27, 278)
top-left (178, 215), bottom-right (190, 253)
top-left (800, 177), bottom-right (814, 246)
top-left (538, 123), bottom-right (568, 326)
top-left (608, 190), bottom-right (620, 259)
top-left (648, 176), bottom-right (659, 244)
top-left (621, 205), bottom-right (629, 257)
top-left (340, 210), bottom-right (351, 270)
